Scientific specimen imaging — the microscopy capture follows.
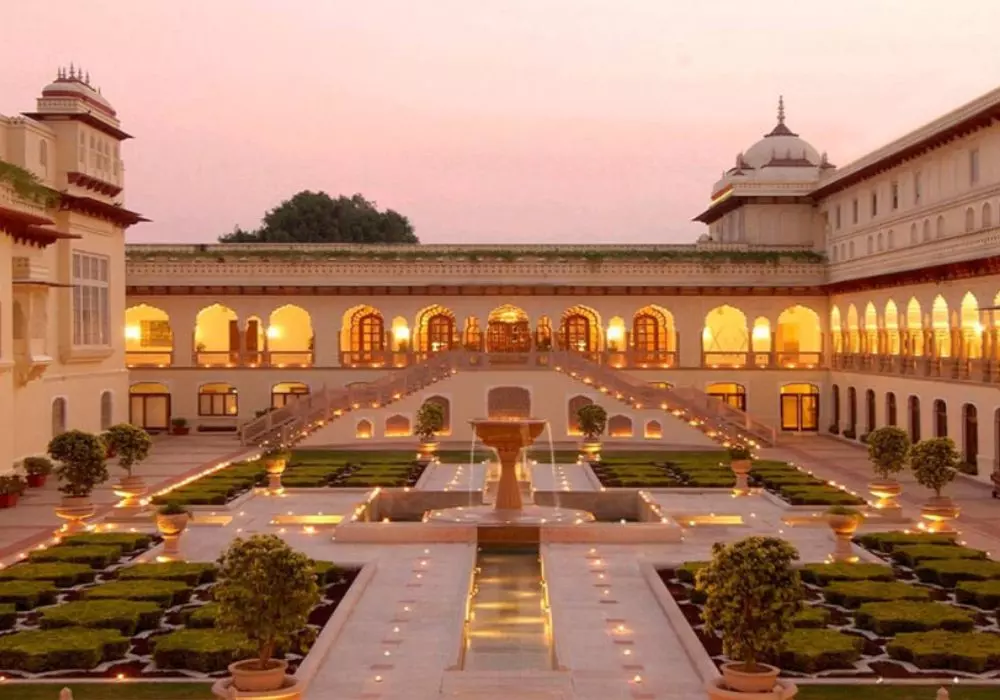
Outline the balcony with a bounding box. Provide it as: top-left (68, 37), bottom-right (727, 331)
top-left (193, 350), bottom-right (314, 368)
top-left (126, 350), bottom-right (174, 368)
top-left (831, 353), bottom-right (994, 384)
top-left (700, 351), bottom-right (823, 369)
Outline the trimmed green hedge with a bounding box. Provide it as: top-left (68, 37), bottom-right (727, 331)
top-left (0, 580), bottom-right (59, 609)
top-left (822, 581), bottom-right (931, 608)
top-left (62, 532), bottom-right (152, 553)
top-left (151, 487), bottom-right (231, 506)
top-left (153, 628), bottom-right (253, 673)
top-left (779, 629), bottom-right (863, 672)
top-left (854, 531), bottom-right (956, 553)
top-left (855, 600), bottom-right (977, 635)
top-left (0, 628), bottom-right (128, 672)
top-left (792, 607), bottom-right (832, 628)
top-left (118, 562), bottom-right (217, 586)
top-left (890, 544), bottom-right (987, 567)
top-left (186, 603), bottom-right (218, 628)
top-left (28, 545), bottom-right (122, 569)
top-left (0, 604), bottom-right (15, 631)
top-left (779, 486), bottom-right (865, 506)
top-left (799, 563), bottom-right (895, 586)
top-left (887, 630), bottom-right (1000, 673)
top-left (675, 561), bottom-right (709, 584)
top-left (0, 562), bottom-right (96, 587)
top-left (312, 561), bottom-right (346, 585)
top-left (914, 559), bottom-right (1000, 588)
top-left (84, 580), bottom-right (191, 607)
top-left (955, 580), bottom-right (1000, 610)
top-left (40, 599), bottom-right (163, 635)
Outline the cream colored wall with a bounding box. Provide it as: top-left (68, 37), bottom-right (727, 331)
top-left (0, 235), bottom-right (14, 472)
top-left (740, 202), bottom-right (821, 247)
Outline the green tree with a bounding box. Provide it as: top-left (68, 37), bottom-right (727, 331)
top-left (219, 191), bottom-right (418, 244)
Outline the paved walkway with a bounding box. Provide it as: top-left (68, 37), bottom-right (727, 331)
top-left (764, 435), bottom-right (1000, 551)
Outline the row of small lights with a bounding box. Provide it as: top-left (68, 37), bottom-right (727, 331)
top-left (370, 550), bottom-right (433, 686)
top-left (588, 548), bottom-right (644, 688)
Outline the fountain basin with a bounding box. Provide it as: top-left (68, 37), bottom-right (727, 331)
top-left (424, 505), bottom-right (595, 526)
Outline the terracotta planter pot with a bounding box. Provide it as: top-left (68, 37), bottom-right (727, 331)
top-left (0, 493), bottom-right (16, 509)
top-left (113, 474), bottom-right (148, 509)
top-left (827, 513), bottom-right (861, 537)
top-left (868, 479), bottom-right (902, 514)
top-left (265, 458), bottom-right (287, 492)
top-left (26, 474), bottom-right (47, 489)
top-left (720, 662), bottom-right (781, 693)
top-left (56, 496), bottom-right (95, 533)
top-left (156, 512), bottom-right (190, 537)
top-left (417, 440), bottom-right (439, 463)
top-left (229, 658), bottom-right (288, 693)
top-left (708, 676), bottom-right (797, 700)
top-left (171, 426), bottom-right (190, 436)
top-left (580, 440), bottom-right (602, 458)
top-left (920, 495), bottom-right (960, 533)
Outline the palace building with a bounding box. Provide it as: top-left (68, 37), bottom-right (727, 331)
top-left (1, 68), bottom-right (145, 473)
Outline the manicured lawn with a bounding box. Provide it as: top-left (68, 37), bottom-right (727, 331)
top-left (797, 686), bottom-right (997, 700)
top-left (0, 683), bottom-right (214, 699)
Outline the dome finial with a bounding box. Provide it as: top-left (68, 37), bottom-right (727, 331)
top-left (777, 95), bottom-right (785, 125)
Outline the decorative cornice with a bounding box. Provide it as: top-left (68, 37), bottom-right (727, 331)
top-left (67, 171), bottom-right (123, 197)
top-left (60, 193), bottom-right (148, 227)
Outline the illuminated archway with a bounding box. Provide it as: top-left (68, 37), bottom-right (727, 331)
top-left (607, 415), bottom-right (633, 438)
top-left (390, 316), bottom-right (410, 352)
top-left (244, 315), bottom-right (266, 366)
top-left (268, 305), bottom-right (313, 366)
top-left (125, 304), bottom-right (173, 367)
top-left (631, 305), bottom-right (675, 360)
top-left (863, 302), bottom-right (879, 354)
top-left (932, 295), bottom-right (950, 357)
top-left (643, 420), bottom-right (662, 440)
top-left (487, 305), bottom-right (531, 352)
top-left (606, 316), bottom-right (627, 353)
top-left (415, 305), bottom-right (457, 353)
top-left (356, 419), bottom-right (373, 439)
top-left (884, 300), bottom-right (900, 355)
top-left (341, 305), bottom-right (386, 362)
top-left (559, 305), bottom-right (602, 352)
top-left (905, 298), bottom-right (924, 356)
top-left (779, 383), bottom-right (819, 432)
top-left (463, 316), bottom-right (483, 351)
top-left (776, 305), bottom-right (821, 366)
top-left (535, 316), bottom-right (553, 351)
top-left (194, 304), bottom-right (238, 366)
top-left (703, 305), bottom-right (748, 367)
top-left (423, 396), bottom-right (452, 435)
top-left (751, 317), bottom-right (771, 355)
top-left (846, 304), bottom-right (860, 353)
top-left (830, 306), bottom-right (843, 354)
top-left (567, 395), bottom-right (594, 436)
top-left (960, 292), bottom-right (982, 359)
top-left (385, 414), bottom-right (411, 437)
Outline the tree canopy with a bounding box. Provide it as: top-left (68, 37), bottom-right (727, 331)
top-left (219, 191), bottom-right (418, 244)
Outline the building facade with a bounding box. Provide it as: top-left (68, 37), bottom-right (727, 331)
top-left (0, 68), bottom-right (144, 471)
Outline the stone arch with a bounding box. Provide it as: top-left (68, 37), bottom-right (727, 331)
top-left (932, 295), bottom-right (950, 357)
top-left (415, 305), bottom-right (457, 353)
top-left (268, 304), bottom-right (313, 366)
top-left (703, 305), bottom-right (749, 366)
top-left (631, 305), bottom-right (676, 357)
top-left (607, 415), bottom-right (633, 438)
top-left (884, 300), bottom-right (900, 355)
top-left (776, 305), bottom-right (822, 365)
top-left (962, 403), bottom-right (978, 467)
top-left (936, 215), bottom-right (946, 238)
top-left (908, 396), bottom-right (921, 442)
top-left (486, 305), bottom-right (531, 352)
top-left (487, 386), bottom-right (531, 419)
top-left (341, 304), bottom-right (386, 357)
top-left (559, 305), bottom-right (602, 352)
top-left (909, 223), bottom-right (918, 244)
top-left (960, 292), bottom-right (981, 359)
top-left (567, 395), bottom-right (594, 436)
top-left (751, 317), bottom-right (771, 355)
top-left (423, 396), bottom-right (452, 435)
top-left (965, 207), bottom-right (976, 233)
top-left (535, 315), bottom-right (553, 350)
top-left (125, 303), bottom-right (174, 366)
top-left (356, 419), bottom-right (374, 439)
top-left (906, 298), bottom-right (924, 356)
top-left (643, 420), bottom-right (662, 439)
top-left (984, 202), bottom-right (993, 228)
top-left (194, 303), bottom-right (238, 366)
top-left (934, 399), bottom-right (948, 438)
top-left (830, 305), bottom-right (842, 353)
top-left (384, 414), bottom-right (411, 437)
top-left (863, 302), bottom-right (879, 354)
top-left (846, 304), bottom-right (860, 353)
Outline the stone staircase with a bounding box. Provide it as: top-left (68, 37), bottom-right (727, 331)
top-left (239, 349), bottom-right (778, 449)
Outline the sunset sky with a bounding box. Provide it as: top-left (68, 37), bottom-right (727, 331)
top-left (4, 1), bottom-right (1000, 244)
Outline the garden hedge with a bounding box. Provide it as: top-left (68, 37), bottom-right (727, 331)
top-left (84, 579), bottom-right (191, 607)
top-left (0, 628), bottom-right (128, 672)
top-left (0, 580), bottom-right (59, 609)
top-left (675, 561), bottom-right (709, 584)
top-left (28, 545), bottom-right (122, 569)
top-left (312, 561), bottom-right (344, 585)
top-left (855, 600), bottom-right (977, 635)
top-left (887, 630), bottom-right (1000, 673)
top-left (778, 486), bottom-right (865, 506)
top-left (799, 563), bottom-right (895, 586)
top-left (914, 559), bottom-right (1000, 588)
top-left (62, 532), bottom-right (152, 553)
top-left (778, 628), bottom-right (863, 672)
top-left (186, 603), bottom-right (218, 628)
top-left (117, 562), bottom-right (217, 586)
top-left (0, 562), bottom-right (96, 587)
top-left (0, 603), bottom-right (15, 631)
top-left (955, 580), bottom-right (1000, 610)
top-left (153, 628), bottom-right (253, 673)
top-left (822, 581), bottom-right (931, 608)
top-left (40, 599), bottom-right (163, 635)
top-left (890, 544), bottom-right (987, 567)
top-left (792, 607), bottom-right (831, 628)
top-left (854, 531), bottom-right (956, 553)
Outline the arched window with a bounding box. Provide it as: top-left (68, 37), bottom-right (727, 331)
top-left (962, 404), bottom-right (978, 468)
top-left (415, 305), bottom-right (457, 353)
top-left (847, 387), bottom-right (857, 433)
top-left (51, 398), bottom-right (67, 438)
top-left (125, 304), bottom-right (174, 367)
top-left (865, 389), bottom-right (876, 433)
top-left (100, 391), bottom-right (113, 431)
top-left (702, 305), bottom-right (749, 367)
top-left (936, 215), bottom-right (946, 238)
top-left (268, 304), bottom-right (314, 366)
top-left (384, 414), bottom-right (411, 437)
top-left (876, 232), bottom-right (884, 252)
top-left (271, 382), bottom-right (309, 409)
top-left (983, 202), bottom-right (993, 229)
top-left (886, 392), bottom-right (897, 427)
top-left (849, 241), bottom-right (855, 258)
top-left (559, 306), bottom-right (601, 352)
top-left (910, 223), bottom-right (918, 245)
top-left (567, 395), bottom-right (594, 436)
top-left (908, 396), bottom-right (921, 442)
top-left (707, 383), bottom-right (746, 412)
top-left (486, 305), bottom-right (531, 352)
top-left (922, 220), bottom-right (931, 242)
top-left (934, 399), bottom-right (948, 438)
top-left (832, 384), bottom-right (840, 427)
top-left (887, 229), bottom-right (895, 249)
top-left (965, 208), bottom-right (976, 233)
top-left (487, 386), bottom-right (531, 420)
top-left (644, 420), bottom-right (662, 439)
top-left (423, 396), bottom-right (452, 435)
top-left (198, 383), bottom-right (238, 417)
top-left (356, 419), bottom-right (373, 439)
top-left (607, 415), bottom-right (633, 438)
top-left (780, 383), bottom-right (819, 432)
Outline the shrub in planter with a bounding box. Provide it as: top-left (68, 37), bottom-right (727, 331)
top-left (214, 534), bottom-right (321, 690)
top-left (48, 430), bottom-right (108, 498)
top-left (118, 562), bottom-right (217, 586)
top-left (83, 579), bottom-right (191, 607)
top-left (910, 437), bottom-right (959, 498)
top-left (0, 628), bottom-right (128, 672)
top-left (22, 456), bottom-right (53, 488)
top-left (778, 628), bottom-right (863, 673)
top-left (0, 562), bottom-right (96, 588)
top-left (822, 580), bottom-right (931, 608)
top-left (62, 531), bottom-right (153, 553)
top-left (171, 417), bottom-right (190, 436)
top-left (867, 426), bottom-right (910, 480)
top-left (854, 531), bottom-right (956, 552)
top-left (890, 544), bottom-right (987, 567)
top-left (154, 628), bottom-right (254, 673)
top-left (415, 402), bottom-right (445, 443)
top-left (828, 423), bottom-right (840, 435)
top-left (842, 428), bottom-right (857, 440)
top-left (799, 562), bottom-right (895, 586)
top-left (40, 599), bottom-right (163, 635)
top-left (0, 580), bottom-right (59, 609)
top-left (955, 580), bottom-right (1000, 610)
top-left (886, 630), bottom-right (1000, 673)
top-left (0, 475), bottom-right (26, 508)
top-left (28, 545), bottom-right (122, 569)
top-left (855, 600), bottom-right (976, 635)
top-left (577, 404), bottom-right (608, 442)
top-left (696, 537), bottom-right (802, 689)
top-left (103, 424), bottom-right (152, 478)
top-left (727, 445), bottom-right (752, 461)
top-left (914, 559), bottom-right (1000, 588)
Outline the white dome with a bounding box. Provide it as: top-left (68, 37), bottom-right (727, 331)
top-left (737, 97), bottom-right (821, 170)
top-left (41, 68), bottom-right (115, 116)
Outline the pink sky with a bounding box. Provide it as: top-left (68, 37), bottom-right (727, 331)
top-left (4, 1), bottom-right (1000, 244)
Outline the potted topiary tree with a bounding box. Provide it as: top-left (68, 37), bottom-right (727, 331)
top-left (415, 402), bottom-right (445, 463)
top-left (22, 456), bottom-right (53, 488)
top-left (866, 426), bottom-right (910, 518)
top-left (170, 417), bottom-right (189, 436)
top-left (48, 430), bottom-right (109, 533)
top-left (910, 437), bottom-right (961, 533)
top-left (0, 475), bottom-right (26, 508)
top-left (826, 506), bottom-right (865, 562)
top-left (728, 445), bottom-right (753, 496)
top-left (577, 404), bottom-right (607, 458)
top-left (213, 534), bottom-right (320, 694)
top-left (263, 447), bottom-right (290, 493)
top-left (156, 502), bottom-right (190, 559)
top-left (104, 423), bottom-right (152, 510)
top-left (697, 536), bottom-right (802, 696)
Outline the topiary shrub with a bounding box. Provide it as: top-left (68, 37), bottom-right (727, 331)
top-left (910, 437), bottom-right (959, 498)
top-left (955, 580), bottom-right (1000, 610)
top-left (854, 531), bottom-right (956, 552)
top-left (822, 580), bottom-right (931, 608)
top-left (696, 536), bottom-right (802, 671)
top-left (727, 445), bottom-right (752, 461)
top-left (890, 544), bottom-right (987, 568)
top-left (867, 426), bottom-right (910, 480)
top-left (83, 579), bottom-right (191, 607)
top-left (103, 423), bottom-right (152, 477)
top-left (153, 628), bottom-right (254, 673)
top-left (117, 562), bottom-right (217, 586)
top-left (62, 532), bottom-right (153, 553)
top-left (0, 628), bottom-right (128, 672)
top-left (214, 534), bottom-right (321, 670)
top-left (40, 599), bottom-right (163, 635)
top-left (914, 559), bottom-right (1000, 588)
top-left (887, 630), bottom-right (1000, 673)
top-left (0, 563), bottom-right (96, 588)
top-left (48, 430), bottom-right (109, 497)
top-left (577, 405), bottom-right (608, 441)
top-left (28, 545), bottom-right (122, 569)
top-left (778, 628), bottom-right (863, 672)
top-left (799, 562), bottom-right (895, 586)
top-left (415, 402), bottom-right (445, 441)
top-left (855, 600), bottom-right (976, 635)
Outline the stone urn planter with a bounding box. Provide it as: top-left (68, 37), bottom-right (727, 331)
top-left (212, 664), bottom-right (302, 699)
top-left (868, 479), bottom-right (903, 519)
top-left (580, 440), bottom-right (602, 460)
top-left (56, 496), bottom-right (95, 534)
top-left (730, 460), bottom-right (752, 496)
top-left (827, 508), bottom-right (864, 562)
top-left (707, 672), bottom-right (797, 700)
top-left (416, 439), bottom-right (439, 464)
top-left (264, 455), bottom-right (287, 493)
top-left (156, 508), bottom-right (190, 558)
top-left (721, 662), bottom-right (782, 693)
top-left (113, 475), bottom-right (148, 510)
top-left (920, 495), bottom-right (960, 533)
